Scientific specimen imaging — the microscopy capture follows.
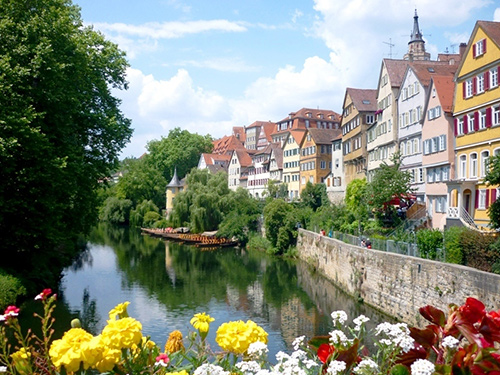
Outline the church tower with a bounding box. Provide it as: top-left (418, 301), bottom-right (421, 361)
top-left (403, 9), bottom-right (430, 61)
top-left (165, 167), bottom-right (184, 218)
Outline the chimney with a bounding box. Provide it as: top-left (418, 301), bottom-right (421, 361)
top-left (459, 43), bottom-right (467, 57)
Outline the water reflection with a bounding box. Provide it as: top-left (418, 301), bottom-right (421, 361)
top-left (55, 224), bottom-right (392, 359)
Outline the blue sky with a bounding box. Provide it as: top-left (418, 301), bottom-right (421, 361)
top-left (74, 0), bottom-right (500, 158)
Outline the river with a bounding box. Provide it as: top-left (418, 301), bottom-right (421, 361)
top-left (25, 224), bottom-right (393, 360)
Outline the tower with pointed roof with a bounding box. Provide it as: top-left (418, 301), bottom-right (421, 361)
top-left (165, 167), bottom-right (184, 218)
top-left (403, 9), bottom-right (430, 61)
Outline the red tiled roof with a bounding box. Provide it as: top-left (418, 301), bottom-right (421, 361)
top-left (235, 149), bottom-right (253, 167)
top-left (345, 88), bottom-right (378, 112)
top-left (212, 135), bottom-right (245, 155)
top-left (410, 63), bottom-right (458, 87)
top-left (430, 75), bottom-right (455, 113)
top-left (478, 21), bottom-right (500, 48)
top-left (307, 128), bottom-right (342, 145)
top-left (278, 107), bottom-right (341, 124)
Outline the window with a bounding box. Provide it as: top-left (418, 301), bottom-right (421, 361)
top-left (468, 114), bottom-right (475, 133)
top-left (423, 139), bottom-right (430, 155)
top-left (493, 106), bottom-right (500, 126)
top-left (428, 168), bottom-right (434, 183)
top-left (442, 166), bottom-right (449, 181)
top-left (406, 141), bottom-right (412, 155)
top-left (470, 153), bottom-right (478, 178)
top-left (431, 137), bottom-right (438, 153)
top-left (479, 189), bottom-right (486, 209)
top-left (413, 138), bottom-right (420, 154)
top-left (320, 160), bottom-right (326, 169)
top-left (465, 79), bottom-right (474, 98)
top-left (490, 67), bottom-right (498, 88)
top-left (439, 135), bottom-right (446, 151)
top-left (366, 115), bottom-right (374, 124)
top-left (474, 39), bottom-right (486, 58)
top-left (480, 110), bottom-right (487, 129)
top-left (460, 155), bottom-right (467, 178)
top-left (435, 168), bottom-right (441, 182)
top-left (457, 118), bottom-right (464, 135)
top-left (481, 151), bottom-right (490, 177)
top-left (477, 74), bottom-right (485, 94)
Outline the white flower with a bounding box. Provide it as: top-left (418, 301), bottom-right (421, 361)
top-left (329, 329), bottom-right (349, 345)
top-left (194, 364), bottom-right (230, 375)
top-left (236, 361), bottom-right (262, 375)
top-left (247, 341), bottom-right (269, 359)
top-left (331, 311), bottom-right (348, 326)
top-left (0, 315), bottom-right (5, 322)
top-left (327, 360), bottom-right (347, 375)
top-left (410, 359), bottom-right (435, 375)
top-left (353, 315), bottom-right (370, 331)
top-left (353, 358), bottom-right (378, 374)
top-left (375, 322), bottom-right (414, 353)
top-left (292, 335), bottom-right (306, 351)
top-left (0, 366), bottom-right (6, 373)
top-left (442, 335), bottom-right (460, 349)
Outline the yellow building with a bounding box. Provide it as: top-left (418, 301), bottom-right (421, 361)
top-left (282, 130), bottom-right (306, 200)
top-left (299, 128), bottom-right (341, 193)
top-left (340, 88), bottom-right (377, 185)
top-left (448, 21), bottom-right (500, 230)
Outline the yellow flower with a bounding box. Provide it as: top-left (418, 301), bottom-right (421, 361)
top-left (101, 316), bottom-right (142, 349)
top-left (108, 301), bottom-right (130, 320)
top-left (11, 347), bottom-right (31, 373)
top-left (190, 312), bottom-right (215, 333)
top-left (11, 347), bottom-right (30, 361)
top-left (165, 330), bottom-right (184, 353)
top-left (93, 346), bottom-right (122, 373)
top-left (49, 328), bottom-right (94, 372)
top-left (166, 371), bottom-right (190, 375)
top-left (215, 320), bottom-right (268, 355)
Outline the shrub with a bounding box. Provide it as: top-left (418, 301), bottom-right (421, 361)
top-left (460, 229), bottom-right (497, 272)
top-left (99, 197), bottom-right (133, 224)
top-left (443, 226), bottom-right (465, 264)
top-left (416, 229), bottom-right (443, 260)
top-left (0, 273), bottom-right (26, 310)
top-left (246, 234), bottom-right (272, 252)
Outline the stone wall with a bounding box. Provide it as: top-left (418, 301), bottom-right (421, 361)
top-left (297, 229), bottom-right (500, 326)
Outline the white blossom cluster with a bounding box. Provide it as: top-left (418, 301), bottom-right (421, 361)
top-left (329, 329), bottom-right (350, 345)
top-left (375, 322), bottom-right (415, 353)
top-left (410, 359), bottom-right (435, 375)
top-left (247, 341), bottom-right (269, 359)
top-left (326, 360), bottom-right (347, 375)
top-left (194, 364), bottom-right (230, 375)
top-left (272, 349), bottom-right (319, 375)
top-left (331, 311), bottom-right (348, 326)
top-left (236, 360), bottom-right (263, 375)
top-left (441, 335), bottom-right (460, 349)
top-left (353, 358), bottom-right (379, 374)
top-left (292, 335), bottom-right (306, 351)
top-left (353, 315), bottom-right (370, 331)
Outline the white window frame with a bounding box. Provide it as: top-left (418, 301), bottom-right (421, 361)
top-left (490, 67), bottom-right (498, 88)
top-left (466, 79), bottom-right (474, 98)
top-left (479, 189), bottom-right (486, 209)
top-left (439, 135), bottom-right (446, 151)
top-left (460, 155), bottom-right (467, 179)
top-left (481, 150), bottom-right (490, 178)
top-left (470, 153), bottom-right (478, 178)
top-left (477, 74), bottom-right (485, 94)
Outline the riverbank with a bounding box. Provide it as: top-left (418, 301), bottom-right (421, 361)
top-left (296, 228), bottom-right (500, 326)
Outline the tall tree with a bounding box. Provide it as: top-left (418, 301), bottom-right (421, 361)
top-left (0, 0), bottom-right (132, 283)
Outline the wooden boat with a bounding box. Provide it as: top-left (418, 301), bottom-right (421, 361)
top-left (141, 228), bottom-right (238, 248)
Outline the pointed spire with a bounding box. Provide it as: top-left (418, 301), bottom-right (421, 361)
top-left (166, 167), bottom-right (182, 188)
top-left (409, 9), bottom-right (424, 44)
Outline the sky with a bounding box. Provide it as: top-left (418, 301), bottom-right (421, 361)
top-left (73, 0), bottom-right (500, 158)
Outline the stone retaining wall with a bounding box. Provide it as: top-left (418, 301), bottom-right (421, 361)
top-left (297, 229), bottom-right (500, 326)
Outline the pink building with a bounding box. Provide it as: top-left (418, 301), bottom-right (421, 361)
top-left (421, 75), bottom-right (456, 229)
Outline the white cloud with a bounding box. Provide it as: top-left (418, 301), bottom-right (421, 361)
top-left (93, 20), bottom-right (247, 39)
top-left (176, 57), bottom-right (260, 72)
top-left (495, 8), bottom-right (500, 21)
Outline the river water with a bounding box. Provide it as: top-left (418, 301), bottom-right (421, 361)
top-left (32, 224), bottom-right (393, 360)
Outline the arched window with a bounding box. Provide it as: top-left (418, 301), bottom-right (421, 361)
top-left (481, 150), bottom-right (490, 177)
top-left (459, 155), bottom-right (467, 179)
top-left (470, 153), bottom-right (478, 178)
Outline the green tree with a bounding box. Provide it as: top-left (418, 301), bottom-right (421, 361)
top-left (485, 154), bottom-right (500, 229)
top-left (129, 200), bottom-right (160, 228)
top-left (263, 199), bottom-right (297, 254)
top-left (0, 0), bottom-right (132, 284)
top-left (300, 182), bottom-right (329, 211)
top-left (344, 179), bottom-right (369, 234)
top-left (99, 197), bottom-right (133, 225)
top-left (416, 229), bottom-right (443, 260)
top-left (365, 153), bottom-right (413, 226)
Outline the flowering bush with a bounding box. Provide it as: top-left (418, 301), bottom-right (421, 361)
top-left (1, 291), bottom-right (500, 375)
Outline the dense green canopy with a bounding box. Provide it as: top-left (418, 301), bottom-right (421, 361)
top-left (0, 0), bottom-right (132, 284)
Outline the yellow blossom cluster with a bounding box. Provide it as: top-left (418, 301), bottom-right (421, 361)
top-left (48, 302), bottom-right (144, 373)
top-left (215, 320), bottom-right (268, 355)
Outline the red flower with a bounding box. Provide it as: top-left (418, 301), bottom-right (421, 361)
top-left (4, 305), bottom-right (20, 319)
top-left (35, 288), bottom-right (53, 301)
top-left (317, 343), bottom-right (335, 363)
top-left (155, 353), bottom-right (169, 367)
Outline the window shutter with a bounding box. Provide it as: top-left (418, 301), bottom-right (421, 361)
top-left (485, 71), bottom-right (490, 91)
top-left (486, 107), bottom-right (492, 128)
top-left (473, 43), bottom-right (477, 58)
top-left (454, 118), bottom-right (458, 136)
top-left (475, 190), bottom-right (479, 209)
top-left (486, 189), bottom-right (490, 208)
top-left (483, 39), bottom-right (487, 54)
top-left (474, 111), bottom-right (479, 131)
top-left (473, 77), bottom-right (477, 95)
top-left (493, 188), bottom-right (497, 203)
top-left (463, 115), bottom-right (469, 134)
top-left (462, 81), bottom-right (466, 99)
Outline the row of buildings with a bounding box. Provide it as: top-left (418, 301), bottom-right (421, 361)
top-left (168, 13), bottom-right (500, 232)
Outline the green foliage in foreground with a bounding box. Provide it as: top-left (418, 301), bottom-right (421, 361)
top-left (0, 273), bottom-right (26, 310)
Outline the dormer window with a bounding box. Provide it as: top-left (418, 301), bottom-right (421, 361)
top-left (306, 112), bottom-right (312, 118)
top-left (473, 39), bottom-right (486, 58)
top-left (318, 113), bottom-right (324, 119)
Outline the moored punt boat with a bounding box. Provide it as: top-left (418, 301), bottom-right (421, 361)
top-left (141, 228), bottom-right (238, 247)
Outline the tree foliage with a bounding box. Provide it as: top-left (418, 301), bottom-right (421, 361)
top-left (485, 154), bottom-right (500, 229)
top-left (0, 0), bottom-right (132, 284)
top-left (300, 182), bottom-right (329, 211)
top-left (263, 199), bottom-right (297, 254)
top-left (130, 200), bottom-right (160, 228)
top-left (99, 197), bottom-right (133, 225)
